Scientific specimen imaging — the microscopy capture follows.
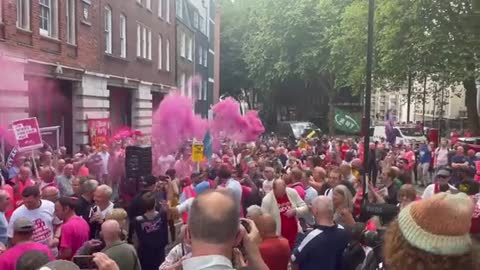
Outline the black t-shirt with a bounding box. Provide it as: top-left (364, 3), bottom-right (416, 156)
top-left (386, 183), bottom-right (399, 205)
top-left (75, 196), bottom-right (93, 222)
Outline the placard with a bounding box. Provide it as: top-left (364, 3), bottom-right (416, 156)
top-left (87, 118), bottom-right (110, 148)
top-left (192, 142), bottom-right (204, 162)
top-left (11, 117), bottom-right (43, 152)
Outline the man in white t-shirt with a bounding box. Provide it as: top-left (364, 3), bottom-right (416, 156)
top-left (422, 169), bottom-right (457, 199)
top-left (89, 184), bottom-right (114, 238)
top-left (7, 185), bottom-right (59, 252)
top-left (434, 139), bottom-right (449, 170)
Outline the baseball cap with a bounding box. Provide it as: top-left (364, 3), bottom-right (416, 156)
top-left (436, 169), bottom-right (451, 177)
top-left (13, 218), bottom-right (34, 233)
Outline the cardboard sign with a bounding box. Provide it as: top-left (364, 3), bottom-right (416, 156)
top-left (11, 117), bottom-right (43, 152)
top-left (192, 142), bottom-right (204, 162)
top-left (88, 118), bottom-right (110, 148)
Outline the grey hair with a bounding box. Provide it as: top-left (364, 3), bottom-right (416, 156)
top-left (80, 179), bottom-right (99, 195)
top-left (97, 184), bottom-right (113, 199)
top-left (246, 205), bottom-right (263, 218)
top-left (312, 195), bottom-right (334, 216)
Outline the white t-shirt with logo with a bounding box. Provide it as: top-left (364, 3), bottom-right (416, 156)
top-left (7, 200), bottom-right (56, 246)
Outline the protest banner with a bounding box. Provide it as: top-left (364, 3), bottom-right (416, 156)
top-left (87, 118), bottom-right (110, 148)
top-left (11, 117), bottom-right (43, 152)
top-left (192, 142), bottom-right (204, 162)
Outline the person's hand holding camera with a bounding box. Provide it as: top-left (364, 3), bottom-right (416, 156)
top-left (239, 218), bottom-right (268, 270)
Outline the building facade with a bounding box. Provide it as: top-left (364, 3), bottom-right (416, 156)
top-left (0, 0), bottom-right (176, 153)
top-left (175, 0), bottom-right (194, 100)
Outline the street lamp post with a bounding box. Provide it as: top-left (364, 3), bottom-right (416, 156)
top-left (362, 0), bottom-right (375, 204)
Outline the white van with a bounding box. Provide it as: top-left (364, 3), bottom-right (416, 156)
top-left (370, 126), bottom-right (427, 145)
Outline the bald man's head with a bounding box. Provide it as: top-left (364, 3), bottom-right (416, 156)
top-left (254, 214), bottom-right (277, 239)
top-left (188, 190), bottom-right (240, 244)
top-left (41, 186), bottom-right (59, 202)
top-left (311, 196), bottom-right (334, 220)
top-left (273, 178), bottom-right (286, 198)
top-left (101, 220), bottom-right (122, 243)
top-left (351, 158), bottom-right (362, 170)
top-left (313, 167), bottom-right (326, 182)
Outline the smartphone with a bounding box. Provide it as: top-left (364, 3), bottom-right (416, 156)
top-left (240, 219), bottom-right (251, 233)
top-left (73, 255), bottom-right (97, 270)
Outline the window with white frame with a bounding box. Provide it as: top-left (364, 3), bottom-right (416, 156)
top-left (137, 23), bottom-right (152, 60)
top-left (193, 12), bottom-right (198, 29)
top-left (104, 6), bottom-right (112, 53)
top-left (180, 32), bottom-right (186, 58)
top-left (203, 80), bottom-right (207, 100)
top-left (158, 35), bottom-right (163, 70)
top-left (146, 0), bottom-right (151, 10)
top-left (40, 0), bottom-right (58, 37)
top-left (199, 16), bottom-right (204, 34)
top-left (166, 39), bottom-right (170, 71)
top-left (158, 0), bottom-right (163, 18)
top-left (148, 30), bottom-right (152, 59)
top-left (179, 73), bottom-right (186, 95)
top-left (176, 0), bottom-right (182, 18)
top-left (137, 24), bottom-right (141, 57)
top-left (203, 49), bottom-right (207, 66)
top-left (187, 37), bottom-right (192, 61)
top-left (16, 0), bottom-right (30, 30)
top-left (166, 0), bottom-right (170, 22)
top-left (198, 45), bottom-right (203, 65)
top-left (120, 14), bottom-right (127, 58)
top-left (66, 0), bottom-right (75, 44)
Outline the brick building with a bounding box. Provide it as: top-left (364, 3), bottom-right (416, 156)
top-left (0, 0), bottom-right (176, 153)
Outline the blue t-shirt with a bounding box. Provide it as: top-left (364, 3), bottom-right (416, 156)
top-left (0, 212), bottom-right (8, 245)
top-left (292, 224), bottom-right (350, 270)
top-left (194, 181), bottom-right (211, 195)
top-left (419, 149), bottom-right (432, 164)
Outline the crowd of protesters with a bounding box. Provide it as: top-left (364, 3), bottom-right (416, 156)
top-left (0, 132), bottom-right (479, 270)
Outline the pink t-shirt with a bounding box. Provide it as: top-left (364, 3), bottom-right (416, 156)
top-left (0, 242), bottom-right (55, 270)
top-left (60, 216), bottom-right (90, 259)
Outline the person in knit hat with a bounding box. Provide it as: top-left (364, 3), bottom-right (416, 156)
top-left (384, 192), bottom-right (478, 270)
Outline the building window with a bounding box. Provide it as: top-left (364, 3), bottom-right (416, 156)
top-left (39, 0), bottom-right (58, 37)
top-left (193, 12), bottom-right (198, 29)
top-left (179, 73), bottom-right (186, 95)
top-left (203, 49), bottom-right (207, 66)
top-left (158, 35), bottom-right (163, 70)
top-left (137, 23), bottom-right (152, 60)
top-left (198, 45), bottom-right (203, 65)
top-left (187, 37), bottom-right (192, 61)
top-left (166, 39), bottom-right (170, 71)
top-left (66, 0), bottom-right (75, 44)
top-left (137, 24), bottom-right (141, 57)
top-left (120, 14), bottom-right (127, 58)
top-left (158, 0), bottom-right (163, 18)
top-left (16, 0), bottom-right (30, 30)
top-left (203, 80), bottom-right (207, 100)
top-left (104, 6), bottom-right (112, 54)
top-left (176, 0), bottom-right (182, 18)
top-left (180, 32), bottom-right (186, 58)
top-left (199, 16), bottom-right (204, 33)
top-left (166, 0), bottom-right (170, 22)
top-left (146, 0), bottom-right (151, 10)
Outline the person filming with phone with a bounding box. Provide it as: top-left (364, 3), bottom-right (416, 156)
top-left (182, 189), bottom-right (268, 270)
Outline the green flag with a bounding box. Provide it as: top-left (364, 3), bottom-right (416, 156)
top-left (334, 107), bottom-right (361, 134)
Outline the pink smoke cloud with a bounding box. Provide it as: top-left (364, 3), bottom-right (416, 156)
top-left (211, 97), bottom-right (265, 143)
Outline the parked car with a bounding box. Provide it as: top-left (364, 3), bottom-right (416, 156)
top-left (276, 121), bottom-right (322, 142)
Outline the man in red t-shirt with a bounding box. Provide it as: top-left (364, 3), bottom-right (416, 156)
top-left (261, 178), bottom-right (308, 249)
top-left (255, 214), bottom-right (290, 270)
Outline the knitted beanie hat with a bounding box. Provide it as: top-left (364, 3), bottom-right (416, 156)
top-left (397, 192), bottom-right (474, 256)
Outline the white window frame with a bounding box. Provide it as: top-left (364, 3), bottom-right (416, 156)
top-left (199, 16), bottom-right (204, 34)
top-left (39, 0), bottom-right (58, 38)
top-left (198, 45), bottom-right (203, 65)
top-left (180, 32), bottom-right (186, 58)
top-left (137, 24), bottom-right (141, 57)
top-left (146, 0), bottom-right (151, 10)
top-left (203, 48), bottom-right (207, 66)
top-left (193, 12), bottom-right (198, 29)
top-left (158, 0), bottom-right (163, 18)
top-left (158, 35), bottom-right (163, 70)
top-left (147, 29), bottom-right (152, 60)
top-left (120, 14), bottom-right (127, 58)
top-left (187, 37), bottom-right (192, 61)
top-left (203, 80), bottom-right (207, 100)
top-left (179, 73), bottom-right (186, 95)
top-left (66, 0), bottom-right (76, 44)
top-left (166, 39), bottom-right (170, 71)
top-left (104, 6), bottom-right (112, 54)
top-left (166, 0), bottom-right (170, 23)
top-left (16, 0), bottom-right (30, 30)
top-left (176, 0), bottom-right (182, 19)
